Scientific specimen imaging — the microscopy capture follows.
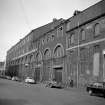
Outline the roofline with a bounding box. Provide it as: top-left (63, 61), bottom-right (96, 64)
top-left (7, 18), bottom-right (65, 53)
top-left (66, 0), bottom-right (102, 22)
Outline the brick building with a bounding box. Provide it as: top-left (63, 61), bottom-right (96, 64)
top-left (6, 0), bottom-right (105, 87)
top-left (6, 18), bottom-right (66, 83)
top-left (66, 0), bottom-right (105, 87)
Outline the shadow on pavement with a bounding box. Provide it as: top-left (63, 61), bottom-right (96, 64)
top-left (0, 98), bottom-right (29, 105)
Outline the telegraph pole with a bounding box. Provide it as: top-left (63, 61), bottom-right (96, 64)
top-left (77, 22), bottom-right (80, 88)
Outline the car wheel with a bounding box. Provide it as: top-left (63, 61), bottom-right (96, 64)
top-left (89, 90), bottom-right (93, 95)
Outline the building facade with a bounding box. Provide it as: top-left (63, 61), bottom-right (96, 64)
top-left (66, 0), bottom-right (105, 87)
top-left (6, 18), bottom-right (66, 83)
top-left (6, 0), bottom-right (105, 87)
top-left (0, 62), bottom-right (5, 76)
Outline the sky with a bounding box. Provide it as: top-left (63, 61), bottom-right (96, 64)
top-left (0, 0), bottom-right (101, 61)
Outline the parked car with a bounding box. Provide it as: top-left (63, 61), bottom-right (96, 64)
top-left (12, 76), bottom-right (20, 81)
top-left (0, 75), bottom-right (11, 79)
top-left (86, 82), bottom-right (105, 97)
top-left (25, 77), bottom-right (35, 84)
top-left (46, 80), bottom-right (63, 89)
top-left (0, 75), bottom-right (6, 79)
top-left (6, 76), bottom-right (11, 80)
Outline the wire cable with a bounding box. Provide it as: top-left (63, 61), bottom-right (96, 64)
top-left (19, 0), bottom-right (32, 31)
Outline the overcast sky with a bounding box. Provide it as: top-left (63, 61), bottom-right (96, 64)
top-left (0, 0), bottom-right (101, 61)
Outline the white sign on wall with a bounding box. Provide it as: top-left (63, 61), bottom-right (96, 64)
top-left (93, 53), bottom-right (99, 76)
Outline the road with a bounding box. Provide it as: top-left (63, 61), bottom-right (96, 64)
top-left (0, 78), bottom-right (105, 105)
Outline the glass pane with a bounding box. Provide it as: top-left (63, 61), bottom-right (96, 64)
top-left (71, 34), bottom-right (74, 44)
top-left (95, 23), bottom-right (100, 36)
top-left (81, 30), bottom-right (85, 40)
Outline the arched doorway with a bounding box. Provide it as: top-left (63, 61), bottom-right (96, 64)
top-left (34, 51), bottom-right (42, 83)
top-left (43, 48), bottom-right (51, 81)
top-left (53, 44), bottom-right (64, 83)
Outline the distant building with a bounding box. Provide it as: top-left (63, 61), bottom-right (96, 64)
top-left (0, 62), bottom-right (5, 76)
top-left (6, 0), bottom-right (105, 88)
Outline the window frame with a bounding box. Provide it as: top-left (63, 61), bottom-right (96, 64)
top-left (94, 23), bottom-right (101, 37)
top-left (51, 34), bottom-right (55, 41)
top-left (70, 33), bottom-right (75, 44)
top-left (57, 26), bottom-right (63, 37)
top-left (81, 29), bottom-right (86, 41)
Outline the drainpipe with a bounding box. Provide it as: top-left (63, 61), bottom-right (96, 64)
top-left (77, 22), bottom-right (80, 88)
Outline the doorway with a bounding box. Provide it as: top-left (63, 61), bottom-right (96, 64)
top-left (34, 67), bottom-right (40, 83)
top-left (54, 67), bottom-right (62, 83)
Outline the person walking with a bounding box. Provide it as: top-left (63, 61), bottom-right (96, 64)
top-left (68, 76), bottom-right (73, 87)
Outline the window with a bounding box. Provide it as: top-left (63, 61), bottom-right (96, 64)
top-left (29, 55), bottom-right (34, 63)
top-left (57, 26), bottom-right (63, 37)
top-left (66, 22), bottom-right (70, 31)
top-left (67, 33), bottom-right (75, 48)
top-left (44, 36), bottom-right (47, 44)
top-left (57, 47), bottom-right (63, 57)
top-left (54, 45), bottom-right (64, 58)
top-left (36, 52), bottom-right (42, 63)
top-left (42, 39), bottom-right (45, 45)
top-left (94, 23), bottom-right (100, 36)
top-left (37, 40), bottom-right (41, 48)
top-left (101, 18), bottom-right (105, 29)
top-left (20, 58), bottom-right (23, 64)
top-left (67, 36), bottom-right (71, 48)
top-left (94, 45), bottom-right (100, 53)
top-left (51, 34), bottom-right (55, 41)
top-left (47, 35), bottom-right (50, 43)
top-left (71, 33), bottom-right (75, 44)
top-left (44, 49), bottom-right (51, 59)
top-left (81, 29), bottom-right (86, 41)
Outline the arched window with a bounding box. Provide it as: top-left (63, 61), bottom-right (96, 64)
top-left (67, 33), bottom-right (75, 47)
top-left (25, 56), bottom-right (28, 64)
top-left (70, 33), bottom-right (75, 44)
top-left (81, 29), bottom-right (86, 41)
top-left (94, 23), bottom-right (100, 36)
top-left (51, 34), bottom-right (55, 41)
top-left (54, 45), bottom-right (64, 58)
top-left (36, 52), bottom-right (42, 62)
top-left (67, 36), bottom-right (70, 48)
top-left (44, 49), bottom-right (51, 60)
top-left (57, 26), bottom-right (63, 37)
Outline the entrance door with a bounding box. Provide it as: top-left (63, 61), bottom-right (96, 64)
top-left (54, 68), bottom-right (62, 83)
top-left (35, 68), bottom-right (40, 82)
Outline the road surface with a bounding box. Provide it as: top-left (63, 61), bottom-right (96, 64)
top-left (0, 78), bottom-right (105, 105)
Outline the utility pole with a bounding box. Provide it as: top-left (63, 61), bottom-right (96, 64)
top-left (77, 22), bottom-right (80, 88)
